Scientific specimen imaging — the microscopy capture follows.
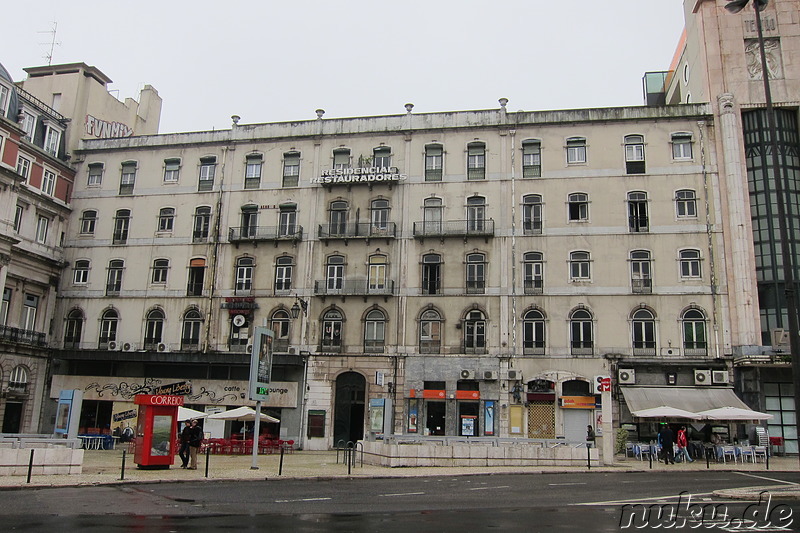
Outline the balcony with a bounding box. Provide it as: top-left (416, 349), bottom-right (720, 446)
top-left (571, 343), bottom-right (594, 356)
top-left (229, 225), bottom-right (303, 244)
top-left (631, 279), bottom-right (652, 294)
top-left (314, 279), bottom-right (395, 298)
top-left (419, 340), bottom-right (440, 354)
top-left (413, 219), bottom-right (495, 241)
top-left (0, 326), bottom-right (47, 347)
top-left (523, 344), bottom-right (545, 356)
top-left (318, 222), bottom-right (396, 243)
top-left (524, 279), bottom-right (543, 295)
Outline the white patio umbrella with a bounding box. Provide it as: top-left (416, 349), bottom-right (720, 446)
top-left (631, 406), bottom-right (701, 419)
top-left (695, 406), bottom-right (773, 421)
top-left (206, 406), bottom-right (280, 423)
top-left (178, 406), bottom-right (208, 420)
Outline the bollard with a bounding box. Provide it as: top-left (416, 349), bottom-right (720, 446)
top-left (706, 447), bottom-right (710, 469)
top-left (587, 444), bottom-right (591, 469)
top-left (766, 449), bottom-right (770, 471)
top-left (205, 447), bottom-right (210, 478)
top-left (120, 450), bottom-right (126, 480)
top-left (649, 446), bottom-right (653, 469)
top-left (279, 446), bottom-right (285, 476)
top-left (26, 449), bottom-right (34, 484)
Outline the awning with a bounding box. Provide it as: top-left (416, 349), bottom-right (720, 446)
top-left (620, 387), bottom-right (750, 415)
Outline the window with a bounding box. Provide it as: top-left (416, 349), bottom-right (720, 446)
top-left (87, 163), bottom-right (104, 186)
top-left (326, 255), bottom-right (345, 292)
top-left (283, 152), bottom-right (300, 187)
top-left (423, 197), bottom-right (443, 233)
top-left (523, 252), bottom-right (544, 294)
top-left (181, 309), bottom-right (203, 350)
top-left (1, 288), bottom-right (10, 326)
top-left (523, 309), bottom-right (545, 355)
top-left (568, 193), bottom-right (589, 222)
top-left (676, 189), bottom-right (697, 218)
top-left (422, 254), bottom-right (442, 295)
top-left (570, 308), bottom-right (593, 355)
top-left (419, 309), bottom-right (442, 354)
top-left (119, 161), bottom-right (136, 195)
top-left (113, 209), bottom-right (131, 244)
top-left (80, 210), bottom-right (97, 234)
top-left (624, 135), bottom-right (646, 174)
top-left (570, 251), bottom-right (591, 281)
top-left (270, 309), bottom-right (290, 353)
top-left (333, 148), bottom-right (351, 170)
top-left (240, 205), bottom-right (259, 239)
top-left (64, 309), bottom-right (84, 349)
top-left (364, 309), bottom-right (386, 352)
top-left (228, 313), bottom-right (249, 350)
top-left (106, 260), bottom-right (124, 295)
top-left (466, 253), bottom-right (486, 294)
top-left (187, 258), bottom-right (206, 296)
top-left (467, 142), bottom-right (486, 180)
top-left (321, 309), bottom-right (343, 350)
top-left (373, 146), bottom-right (391, 168)
top-left (9, 366), bottom-right (29, 393)
top-left (566, 137), bottom-right (587, 164)
top-left (0, 84), bottom-right (8, 115)
top-left (22, 293), bottom-right (39, 330)
top-left (14, 205), bottom-right (22, 233)
top-left (163, 158), bottom-right (181, 182)
top-left (632, 309), bottom-right (656, 355)
top-left (152, 259), bottom-right (169, 284)
top-left (36, 216), bottom-right (49, 244)
top-left (466, 196), bottom-right (486, 232)
top-left (274, 256), bottom-right (293, 292)
top-left (680, 249), bottom-right (701, 278)
top-left (73, 260), bottom-right (90, 284)
top-left (158, 208), bottom-right (175, 232)
top-left (233, 257), bottom-right (254, 293)
top-left (144, 309), bottom-right (165, 349)
top-left (198, 156), bottom-right (216, 191)
top-left (44, 125), bottom-right (61, 155)
top-left (41, 170), bottom-right (56, 196)
top-left (522, 140), bottom-right (542, 178)
top-left (425, 144), bottom-right (443, 181)
top-left (328, 200), bottom-right (348, 236)
top-left (16, 157), bottom-right (31, 182)
top-left (627, 191), bottom-right (649, 232)
top-left (20, 110), bottom-right (36, 139)
top-left (630, 250), bottom-right (652, 293)
top-left (682, 308), bottom-right (707, 354)
top-left (522, 194), bottom-right (543, 234)
top-left (193, 207), bottom-right (211, 242)
top-left (464, 309), bottom-right (486, 353)
top-left (672, 133), bottom-right (693, 160)
top-left (244, 154), bottom-right (262, 189)
top-left (368, 254), bottom-right (387, 292)
top-left (370, 199), bottom-right (389, 233)
top-left (278, 204), bottom-right (298, 237)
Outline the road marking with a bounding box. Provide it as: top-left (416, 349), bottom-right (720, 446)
top-left (733, 472), bottom-right (799, 486)
top-left (572, 492), bottom-right (714, 506)
top-left (379, 492), bottom-right (425, 497)
top-left (275, 497), bottom-right (332, 503)
top-left (549, 482), bottom-right (588, 486)
top-left (467, 485), bottom-right (510, 491)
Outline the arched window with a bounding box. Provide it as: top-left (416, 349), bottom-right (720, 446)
top-left (328, 200), bottom-right (348, 236)
top-left (523, 252), bottom-right (544, 294)
top-left (373, 146), bottom-right (391, 168)
top-left (570, 308), bottom-right (593, 355)
top-left (464, 309), bottom-right (486, 353)
top-left (682, 309), bottom-right (707, 355)
top-left (466, 253), bottom-right (486, 294)
top-left (522, 194), bottom-right (543, 234)
top-left (523, 309), bottom-right (545, 355)
top-left (425, 144), bottom-right (443, 181)
top-left (9, 366), bottom-right (28, 392)
top-left (275, 256), bottom-right (293, 293)
top-left (73, 259), bottom-right (90, 285)
top-left (181, 309), bottom-right (203, 351)
top-left (270, 309), bottom-right (291, 353)
top-left (325, 255), bottom-right (345, 292)
top-left (630, 250), bottom-right (652, 293)
top-left (467, 141), bottom-right (486, 180)
top-left (466, 196), bottom-right (486, 232)
top-left (568, 193), bottom-right (589, 221)
top-left (235, 256), bottom-right (254, 293)
top-left (282, 151), bottom-right (300, 187)
top-left (368, 254), bottom-right (388, 292)
top-left (632, 309), bottom-right (656, 355)
top-left (566, 137), bottom-right (587, 164)
top-left (624, 135), bottom-right (646, 174)
top-left (152, 258), bottom-right (170, 284)
top-left (422, 253), bottom-right (442, 295)
top-left (627, 191), bottom-right (648, 232)
top-left (333, 148), bottom-right (351, 170)
top-left (80, 210), bottom-right (97, 235)
top-left (244, 153), bottom-right (263, 189)
top-left (370, 199), bottom-right (390, 232)
top-left (158, 207), bottom-right (175, 232)
top-left (144, 309), bottom-right (165, 349)
top-left (240, 204), bottom-right (258, 239)
top-left (569, 251), bottom-right (591, 281)
top-left (364, 309), bottom-right (386, 352)
top-left (106, 260), bottom-right (124, 295)
top-left (680, 249), bottom-right (702, 278)
top-left (99, 309), bottom-right (119, 347)
top-left (419, 309), bottom-right (442, 354)
top-left (422, 197), bottom-right (443, 234)
top-left (522, 140), bottom-right (542, 178)
top-left (113, 209), bottom-right (130, 244)
top-left (321, 309), bottom-right (344, 351)
top-left (676, 189), bottom-right (697, 218)
top-left (193, 206), bottom-right (211, 242)
top-left (64, 309), bottom-right (84, 349)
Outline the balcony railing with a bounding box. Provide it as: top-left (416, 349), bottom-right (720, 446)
top-left (413, 219), bottom-right (495, 239)
top-left (314, 279), bottom-right (396, 297)
top-left (363, 340), bottom-right (385, 353)
top-left (229, 225), bottom-right (304, 243)
top-left (0, 326), bottom-right (47, 347)
top-left (632, 345), bottom-right (657, 356)
top-left (631, 279), bottom-right (652, 294)
top-left (523, 345), bottom-right (546, 355)
top-left (419, 340), bottom-right (440, 354)
top-left (318, 222), bottom-right (397, 241)
top-left (524, 279), bottom-right (543, 294)
top-left (571, 343), bottom-right (594, 356)
top-left (684, 344), bottom-right (708, 357)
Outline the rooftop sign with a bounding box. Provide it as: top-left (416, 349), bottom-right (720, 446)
top-left (311, 166), bottom-right (407, 185)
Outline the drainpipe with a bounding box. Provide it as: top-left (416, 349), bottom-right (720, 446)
top-left (204, 145), bottom-right (229, 354)
top-left (698, 121), bottom-right (721, 359)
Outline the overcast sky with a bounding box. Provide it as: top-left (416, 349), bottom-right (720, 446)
top-left (3, 1), bottom-right (687, 134)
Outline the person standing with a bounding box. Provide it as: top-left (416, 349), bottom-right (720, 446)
top-left (178, 419), bottom-right (192, 468)
top-left (676, 426), bottom-right (693, 463)
top-left (187, 419), bottom-right (203, 470)
top-left (660, 424), bottom-right (676, 465)
top-left (586, 425), bottom-right (595, 448)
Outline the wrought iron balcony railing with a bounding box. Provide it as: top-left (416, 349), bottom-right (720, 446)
top-left (229, 225), bottom-right (303, 243)
top-left (318, 222), bottom-right (397, 240)
top-left (314, 279), bottom-right (396, 297)
top-left (412, 219), bottom-right (495, 239)
top-left (0, 325), bottom-right (47, 347)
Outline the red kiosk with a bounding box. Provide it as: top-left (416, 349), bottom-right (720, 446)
top-left (133, 394), bottom-right (183, 469)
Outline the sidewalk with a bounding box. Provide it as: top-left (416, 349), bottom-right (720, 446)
top-left (1, 449), bottom-right (798, 492)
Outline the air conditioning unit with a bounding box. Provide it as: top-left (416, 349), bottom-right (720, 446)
top-left (618, 368), bottom-right (636, 385)
top-left (460, 369), bottom-right (475, 380)
top-left (122, 342), bottom-right (134, 352)
top-left (482, 371), bottom-right (498, 381)
top-left (505, 369), bottom-right (522, 381)
top-left (157, 343), bottom-right (168, 352)
top-left (108, 341), bottom-right (118, 351)
top-left (694, 369), bottom-right (712, 385)
top-left (771, 329), bottom-right (790, 350)
top-left (660, 347), bottom-right (680, 357)
top-left (711, 370), bottom-right (729, 384)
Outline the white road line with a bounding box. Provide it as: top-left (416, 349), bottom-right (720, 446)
top-left (379, 492), bottom-right (426, 497)
top-left (275, 497), bottom-right (332, 503)
top-left (733, 472), bottom-right (799, 486)
top-left (571, 492), bottom-right (714, 506)
top-left (467, 485), bottom-right (510, 491)
top-left (549, 482), bottom-right (588, 486)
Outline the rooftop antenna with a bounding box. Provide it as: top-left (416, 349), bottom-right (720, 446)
top-left (38, 21), bottom-right (60, 65)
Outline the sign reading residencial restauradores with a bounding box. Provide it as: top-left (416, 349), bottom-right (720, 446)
top-left (310, 166), bottom-right (407, 184)
top-left (249, 327), bottom-right (274, 401)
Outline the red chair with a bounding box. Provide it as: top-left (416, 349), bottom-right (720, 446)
top-left (281, 440), bottom-right (294, 453)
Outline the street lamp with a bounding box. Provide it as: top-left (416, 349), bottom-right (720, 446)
top-left (725, 0), bottom-right (800, 465)
top-left (291, 297), bottom-right (308, 319)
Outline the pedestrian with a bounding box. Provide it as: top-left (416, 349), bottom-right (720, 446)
top-left (187, 419), bottom-right (203, 470)
top-left (586, 425), bottom-right (595, 448)
top-left (660, 424), bottom-right (675, 465)
top-left (178, 419), bottom-right (192, 468)
top-left (676, 426), bottom-right (693, 463)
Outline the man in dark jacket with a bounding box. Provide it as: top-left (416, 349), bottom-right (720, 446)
top-left (660, 424), bottom-right (676, 465)
top-left (178, 419), bottom-right (192, 468)
top-left (187, 419), bottom-right (203, 470)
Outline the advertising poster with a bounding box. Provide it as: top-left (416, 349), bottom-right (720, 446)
top-left (461, 415), bottom-right (477, 436)
top-left (484, 401), bottom-right (495, 436)
top-left (249, 327), bottom-right (274, 401)
top-left (369, 398), bottom-right (385, 433)
top-left (151, 415), bottom-right (173, 456)
top-left (408, 401), bottom-right (418, 433)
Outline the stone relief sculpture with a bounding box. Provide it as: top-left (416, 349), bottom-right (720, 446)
top-left (745, 38), bottom-right (783, 80)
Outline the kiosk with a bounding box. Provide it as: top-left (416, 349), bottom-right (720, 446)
top-left (133, 394), bottom-right (183, 469)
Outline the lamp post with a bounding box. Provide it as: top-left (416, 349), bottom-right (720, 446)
top-left (725, 0), bottom-right (800, 465)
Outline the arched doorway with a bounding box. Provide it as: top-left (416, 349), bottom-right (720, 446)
top-left (333, 372), bottom-right (366, 445)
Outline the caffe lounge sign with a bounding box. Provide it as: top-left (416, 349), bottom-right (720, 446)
top-left (310, 166), bottom-right (407, 185)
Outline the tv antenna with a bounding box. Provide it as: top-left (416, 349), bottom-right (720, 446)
top-left (38, 22), bottom-right (61, 65)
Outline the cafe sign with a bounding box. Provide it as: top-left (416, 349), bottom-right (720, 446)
top-left (153, 381), bottom-right (192, 396)
top-left (311, 166), bottom-right (407, 185)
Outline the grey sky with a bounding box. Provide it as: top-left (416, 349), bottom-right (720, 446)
top-left (4, 1), bottom-right (687, 134)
